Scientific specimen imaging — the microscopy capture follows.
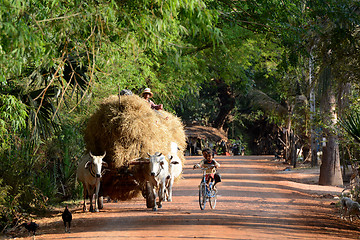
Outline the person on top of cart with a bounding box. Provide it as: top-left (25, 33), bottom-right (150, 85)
top-left (142, 88), bottom-right (163, 110)
top-left (193, 148), bottom-right (221, 189)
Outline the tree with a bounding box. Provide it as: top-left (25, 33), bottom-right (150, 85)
top-left (0, 0), bottom-right (223, 229)
top-left (318, 66), bottom-right (343, 185)
top-left (306, 0), bottom-right (360, 185)
top-left (210, 0), bottom-right (360, 185)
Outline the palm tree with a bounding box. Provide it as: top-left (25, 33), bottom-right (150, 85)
top-left (340, 111), bottom-right (360, 144)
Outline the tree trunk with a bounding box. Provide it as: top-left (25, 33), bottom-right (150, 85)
top-left (309, 50), bottom-right (318, 167)
top-left (290, 130), bottom-right (297, 168)
top-left (319, 134), bottom-right (343, 185)
top-left (212, 78), bottom-right (235, 130)
top-left (283, 107), bottom-right (292, 162)
top-left (318, 69), bottom-right (343, 186)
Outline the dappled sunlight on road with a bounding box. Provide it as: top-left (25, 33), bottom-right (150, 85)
top-left (19, 155), bottom-right (358, 240)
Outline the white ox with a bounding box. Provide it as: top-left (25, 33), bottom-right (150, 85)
top-left (148, 152), bottom-right (170, 211)
top-left (77, 152), bottom-right (107, 212)
top-left (165, 142), bottom-right (182, 202)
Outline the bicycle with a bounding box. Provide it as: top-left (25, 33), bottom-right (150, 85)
top-left (195, 165), bottom-right (218, 210)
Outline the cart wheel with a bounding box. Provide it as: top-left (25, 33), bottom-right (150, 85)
top-left (145, 181), bottom-right (155, 208)
top-left (98, 196), bottom-right (104, 209)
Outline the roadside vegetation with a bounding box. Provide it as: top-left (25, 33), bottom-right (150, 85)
top-left (1, 0), bottom-right (360, 233)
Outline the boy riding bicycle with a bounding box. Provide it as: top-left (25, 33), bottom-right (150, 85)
top-left (193, 148), bottom-right (221, 190)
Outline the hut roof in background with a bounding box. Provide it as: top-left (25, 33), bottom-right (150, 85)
top-left (185, 125), bottom-right (228, 143)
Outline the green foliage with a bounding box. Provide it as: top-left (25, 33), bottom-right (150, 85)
top-left (340, 111), bottom-right (360, 144)
top-left (173, 21), bottom-right (286, 124)
top-left (1, 0), bottom-right (222, 112)
top-left (0, 133), bottom-right (47, 231)
top-left (1, 0), bottom-right (360, 231)
top-left (0, 2), bottom-right (223, 231)
top-left (34, 123), bottom-right (85, 203)
top-left (0, 122), bottom-right (85, 229)
top-left (0, 178), bottom-right (11, 231)
top-left (0, 94), bottom-right (28, 149)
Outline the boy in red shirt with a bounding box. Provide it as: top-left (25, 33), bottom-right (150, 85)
top-left (193, 148), bottom-right (221, 190)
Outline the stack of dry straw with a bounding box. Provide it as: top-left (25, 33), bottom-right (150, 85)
top-left (84, 94), bottom-right (186, 200)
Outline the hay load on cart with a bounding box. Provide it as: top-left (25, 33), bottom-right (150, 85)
top-left (84, 94), bottom-right (186, 201)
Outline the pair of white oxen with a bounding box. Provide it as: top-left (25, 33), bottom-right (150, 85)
top-left (76, 142), bottom-right (182, 212)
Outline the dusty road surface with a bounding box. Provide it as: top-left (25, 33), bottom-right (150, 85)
top-left (8, 155), bottom-right (360, 239)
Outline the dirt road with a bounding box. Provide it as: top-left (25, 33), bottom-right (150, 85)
top-left (11, 155), bottom-right (360, 239)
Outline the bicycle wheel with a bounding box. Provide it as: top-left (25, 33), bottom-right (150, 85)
top-left (198, 182), bottom-right (206, 210)
top-left (209, 189), bottom-right (217, 209)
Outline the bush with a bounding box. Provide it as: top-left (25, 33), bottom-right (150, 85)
top-left (0, 122), bottom-right (85, 232)
top-left (0, 134), bottom-right (47, 232)
top-left (34, 123), bottom-right (85, 203)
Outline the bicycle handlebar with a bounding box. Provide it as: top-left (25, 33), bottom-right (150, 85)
top-left (193, 164), bottom-right (216, 170)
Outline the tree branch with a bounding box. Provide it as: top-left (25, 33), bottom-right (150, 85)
top-left (37, 13), bottom-right (81, 23)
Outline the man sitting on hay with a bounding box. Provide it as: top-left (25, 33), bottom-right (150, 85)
top-left (142, 88), bottom-right (163, 110)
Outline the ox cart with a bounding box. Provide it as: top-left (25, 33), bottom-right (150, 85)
top-left (84, 94), bottom-right (185, 210)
